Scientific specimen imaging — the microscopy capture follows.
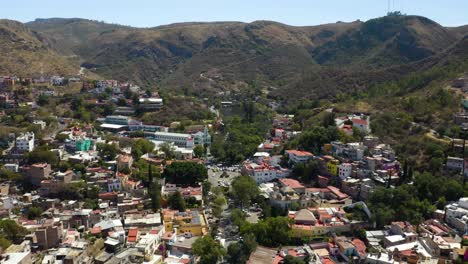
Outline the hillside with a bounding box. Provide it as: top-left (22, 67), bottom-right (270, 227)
top-left (0, 19), bottom-right (79, 76)
top-left (26, 18), bottom-right (134, 55)
top-left (7, 15), bottom-right (468, 100)
top-left (311, 15), bottom-right (457, 67)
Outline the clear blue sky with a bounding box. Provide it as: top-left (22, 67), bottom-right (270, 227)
top-left (3, 0), bottom-right (468, 27)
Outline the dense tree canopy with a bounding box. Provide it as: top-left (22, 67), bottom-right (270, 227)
top-left (231, 175), bottom-right (259, 208)
top-left (369, 172), bottom-right (468, 228)
top-left (192, 235), bottom-right (226, 264)
top-left (131, 138), bottom-right (155, 158)
top-left (163, 162), bottom-right (207, 185)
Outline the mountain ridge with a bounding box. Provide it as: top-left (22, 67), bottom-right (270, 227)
top-left (0, 15), bottom-right (466, 101)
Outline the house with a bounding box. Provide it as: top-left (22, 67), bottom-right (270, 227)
top-left (242, 160), bottom-right (291, 184)
top-left (0, 241), bottom-right (31, 264)
top-left (279, 178), bottom-right (305, 194)
top-left (117, 154), bottom-right (133, 170)
top-left (135, 229), bottom-right (164, 261)
top-left (338, 163), bottom-right (352, 180)
top-left (16, 132), bottom-right (35, 152)
top-left (286, 150), bottom-right (314, 165)
top-left (445, 197), bottom-right (468, 233)
top-left (26, 163), bottom-right (52, 186)
top-left (33, 218), bottom-right (63, 250)
top-left (162, 209), bottom-right (207, 236)
top-left (325, 157), bottom-right (339, 176)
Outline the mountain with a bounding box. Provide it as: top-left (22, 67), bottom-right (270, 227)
top-left (26, 18), bottom-right (134, 55)
top-left (311, 16), bottom-right (458, 67)
top-left (0, 19), bottom-right (79, 76)
top-left (8, 16), bottom-right (468, 100)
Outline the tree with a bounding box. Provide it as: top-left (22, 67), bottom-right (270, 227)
top-left (26, 207), bottom-right (43, 220)
top-left (26, 150), bottom-right (58, 165)
top-left (226, 233), bottom-right (257, 264)
top-left (194, 145), bottom-right (205, 158)
top-left (231, 176), bottom-right (259, 208)
top-left (159, 142), bottom-right (176, 159)
top-left (0, 219), bottom-right (28, 243)
top-left (163, 162), bottom-right (208, 185)
top-left (242, 217), bottom-right (292, 247)
top-left (97, 143), bottom-right (119, 161)
top-left (37, 94), bottom-right (49, 106)
top-left (284, 255), bottom-right (306, 264)
top-left (149, 182), bottom-right (161, 211)
top-left (167, 191), bottom-right (186, 211)
top-left (230, 209), bottom-right (247, 228)
top-left (132, 139), bottom-right (155, 158)
top-left (193, 236), bottom-right (226, 264)
top-left (55, 133), bottom-right (69, 143)
top-left (212, 195), bottom-right (226, 218)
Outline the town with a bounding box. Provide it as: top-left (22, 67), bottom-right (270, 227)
top-left (0, 72), bottom-right (466, 264)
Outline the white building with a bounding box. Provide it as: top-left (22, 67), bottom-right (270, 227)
top-left (147, 132), bottom-right (194, 149)
top-left (445, 197), bottom-right (468, 233)
top-left (139, 97), bottom-right (163, 110)
top-left (286, 150), bottom-right (314, 165)
top-left (16, 132), bottom-right (35, 152)
top-left (136, 229), bottom-right (164, 261)
top-left (338, 163), bottom-right (353, 180)
top-left (242, 161), bottom-right (291, 184)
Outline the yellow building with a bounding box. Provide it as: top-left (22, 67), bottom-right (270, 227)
top-left (162, 209), bottom-right (207, 236)
top-left (326, 159), bottom-right (339, 176)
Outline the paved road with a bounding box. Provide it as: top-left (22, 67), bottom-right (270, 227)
top-left (207, 167), bottom-right (240, 188)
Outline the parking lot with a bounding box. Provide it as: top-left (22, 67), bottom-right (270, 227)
top-left (207, 165), bottom-right (241, 188)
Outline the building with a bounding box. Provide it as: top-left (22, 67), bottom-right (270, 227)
top-left (446, 157), bottom-right (464, 170)
top-left (16, 132), bottom-right (35, 152)
top-left (286, 150), bottom-right (314, 165)
top-left (338, 163), bottom-right (352, 180)
top-left (242, 161), bottom-right (291, 184)
top-left (445, 197), bottom-right (468, 233)
top-left (139, 97), bottom-right (163, 110)
top-left (117, 154), bottom-right (133, 170)
top-left (279, 178), bottom-right (305, 194)
top-left (162, 209), bottom-right (207, 236)
top-left (146, 131), bottom-right (194, 148)
top-left (326, 158), bottom-right (339, 176)
top-left (135, 230), bottom-right (164, 261)
top-left (192, 126), bottom-right (211, 146)
top-left (34, 219), bottom-right (63, 250)
top-left (26, 163), bottom-right (52, 186)
top-left (75, 138), bottom-right (92, 152)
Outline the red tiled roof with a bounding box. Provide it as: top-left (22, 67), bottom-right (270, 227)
top-left (352, 239), bottom-right (366, 257)
top-left (128, 228), bottom-right (138, 237)
top-left (286, 150), bottom-right (313, 157)
top-left (90, 227), bottom-right (101, 234)
top-left (351, 118), bottom-right (368, 126)
top-left (327, 186), bottom-right (349, 200)
top-left (279, 178), bottom-right (304, 189)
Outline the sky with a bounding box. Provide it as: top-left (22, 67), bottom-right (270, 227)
top-left (2, 0), bottom-right (468, 27)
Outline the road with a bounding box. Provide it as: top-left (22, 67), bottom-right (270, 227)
top-left (207, 166), bottom-right (240, 188)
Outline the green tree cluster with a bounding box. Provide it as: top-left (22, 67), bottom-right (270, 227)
top-left (131, 139), bottom-right (155, 158)
top-left (192, 235), bottom-right (226, 264)
top-left (163, 162), bottom-right (207, 185)
top-left (231, 175), bottom-right (259, 208)
top-left (369, 172), bottom-right (467, 228)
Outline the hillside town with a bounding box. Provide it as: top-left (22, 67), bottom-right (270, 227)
top-left (0, 72), bottom-right (466, 264)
